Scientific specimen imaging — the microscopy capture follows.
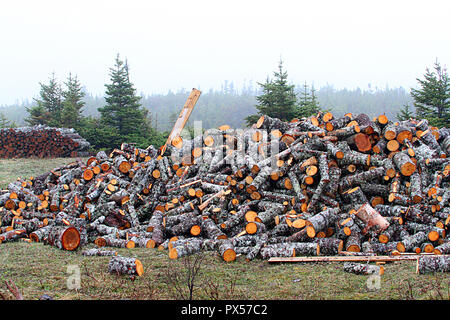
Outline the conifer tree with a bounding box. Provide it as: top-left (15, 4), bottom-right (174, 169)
top-left (296, 82), bottom-right (321, 118)
top-left (97, 54), bottom-right (156, 148)
top-left (61, 73), bottom-right (85, 129)
top-left (35, 73), bottom-right (64, 126)
top-left (411, 60), bottom-right (450, 127)
top-left (245, 60), bottom-right (297, 125)
top-left (25, 73), bottom-right (63, 126)
top-left (396, 104), bottom-right (414, 121)
top-left (25, 104), bottom-right (49, 126)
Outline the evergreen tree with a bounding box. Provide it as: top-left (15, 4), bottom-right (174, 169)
top-left (245, 60), bottom-right (297, 126)
top-left (25, 104), bottom-right (49, 126)
top-left (97, 54), bottom-right (158, 149)
top-left (396, 104), bottom-right (415, 121)
top-left (0, 112), bottom-right (11, 128)
top-left (296, 82), bottom-right (321, 118)
top-left (61, 73), bottom-right (85, 129)
top-left (411, 60), bottom-right (450, 127)
top-left (310, 85), bottom-right (321, 113)
top-left (34, 73), bottom-right (64, 126)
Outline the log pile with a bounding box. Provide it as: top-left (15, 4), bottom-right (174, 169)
top-left (0, 112), bottom-right (449, 272)
top-left (0, 125), bottom-right (90, 158)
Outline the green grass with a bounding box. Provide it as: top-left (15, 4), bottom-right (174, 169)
top-left (0, 242), bottom-right (448, 300)
top-left (0, 158), bottom-right (449, 300)
top-left (0, 157), bottom-right (88, 188)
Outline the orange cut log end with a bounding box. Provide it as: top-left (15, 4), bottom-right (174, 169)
top-left (61, 227), bottom-right (81, 251)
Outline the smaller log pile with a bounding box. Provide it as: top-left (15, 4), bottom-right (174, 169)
top-left (0, 125), bottom-right (90, 158)
top-left (0, 112), bottom-right (449, 274)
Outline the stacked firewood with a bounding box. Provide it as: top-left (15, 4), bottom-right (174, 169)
top-left (0, 112), bottom-right (449, 274)
top-left (0, 125), bottom-right (90, 158)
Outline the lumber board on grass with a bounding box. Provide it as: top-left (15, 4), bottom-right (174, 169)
top-left (267, 254), bottom-right (449, 263)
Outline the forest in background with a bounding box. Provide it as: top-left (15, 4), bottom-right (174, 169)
top-left (3, 55), bottom-right (446, 152)
top-left (0, 83), bottom-right (413, 132)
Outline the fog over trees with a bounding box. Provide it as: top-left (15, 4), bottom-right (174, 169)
top-left (2, 57), bottom-right (448, 153)
top-left (0, 80), bottom-right (414, 131)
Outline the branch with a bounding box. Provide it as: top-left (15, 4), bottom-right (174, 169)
top-left (5, 280), bottom-right (23, 300)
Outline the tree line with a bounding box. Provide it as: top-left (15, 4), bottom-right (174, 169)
top-left (0, 57), bottom-right (448, 152)
top-left (245, 59), bottom-right (449, 128)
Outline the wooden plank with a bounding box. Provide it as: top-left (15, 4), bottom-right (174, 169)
top-left (267, 254), bottom-right (449, 263)
top-left (158, 88), bottom-right (202, 155)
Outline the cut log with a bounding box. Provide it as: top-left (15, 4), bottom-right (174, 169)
top-left (45, 226), bottom-right (80, 251)
top-left (82, 248), bottom-right (118, 256)
top-left (345, 233), bottom-right (362, 252)
top-left (339, 167), bottom-right (385, 191)
top-left (343, 262), bottom-right (384, 275)
top-left (346, 133), bottom-right (372, 152)
top-left (201, 218), bottom-right (227, 240)
top-left (393, 152), bottom-right (416, 176)
top-left (313, 238), bottom-right (344, 255)
top-left (354, 203), bottom-right (390, 234)
top-left (29, 225), bottom-right (53, 243)
top-left (434, 242), bottom-right (450, 255)
top-left (245, 221), bottom-right (267, 235)
top-left (416, 255), bottom-right (450, 274)
top-left (396, 231), bottom-right (428, 253)
top-left (147, 210), bottom-right (165, 246)
top-left (129, 236), bottom-right (153, 248)
top-left (305, 208), bottom-right (339, 238)
top-left (0, 229), bottom-right (27, 242)
top-left (169, 239), bottom-right (203, 259)
top-left (96, 235), bottom-right (135, 248)
top-left (409, 172), bottom-right (423, 203)
top-left (218, 239), bottom-right (236, 262)
top-left (245, 233), bottom-right (269, 261)
top-left (108, 255), bottom-right (144, 276)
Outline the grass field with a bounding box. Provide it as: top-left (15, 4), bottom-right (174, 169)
top-left (0, 158), bottom-right (449, 300)
top-left (0, 157), bottom-right (88, 188)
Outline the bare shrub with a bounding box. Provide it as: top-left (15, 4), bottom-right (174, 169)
top-left (162, 253), bottom-right (206, 300)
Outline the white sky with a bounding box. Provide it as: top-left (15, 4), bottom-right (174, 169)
top-left (0, 0), bottom-right (449, 105)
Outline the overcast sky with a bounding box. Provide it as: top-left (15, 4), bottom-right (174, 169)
top-left (0, 0), bottom-right (449, 105)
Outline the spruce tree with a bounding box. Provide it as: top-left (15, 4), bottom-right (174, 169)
top-left (97, 54), bottom-right (153, 148)
top-left (61, 73), bottom-right (85, 129)
top-left (310, 85), bottom-right (321, 113)
top-left (245, 60), bottom-right (297, 125)
top-left (34, 73), bottom-right (64, 127)
top-left (396, 104), bottom-right (414, 121)
top-left (411, 60), bottom-right (450, 127)
top-left (296, 82), bottom-right (321, 118)
top-left (25, 104), bottom-right (49, 126)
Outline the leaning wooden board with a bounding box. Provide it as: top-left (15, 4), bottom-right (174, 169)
top-left (158, 88), bottom-right (202, 156)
